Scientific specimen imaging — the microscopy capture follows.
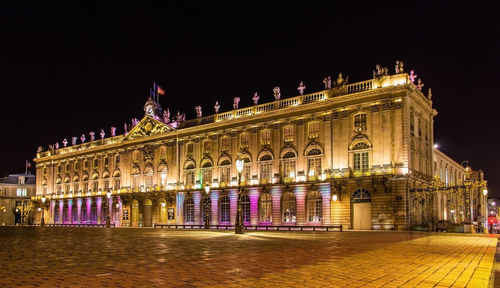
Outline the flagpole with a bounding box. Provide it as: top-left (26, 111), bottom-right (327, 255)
top-left (25, 160), bottom-right (27, 174)
top-left (153, 82), bottom-right (157, 103)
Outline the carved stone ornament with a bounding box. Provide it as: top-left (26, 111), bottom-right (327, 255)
top-left (124, 116), bottom-right (174, 141)
top-left (143, 145), bottom-right (155, 163)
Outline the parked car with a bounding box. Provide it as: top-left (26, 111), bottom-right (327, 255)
top-left (436, 220), bottom-right (451, 232)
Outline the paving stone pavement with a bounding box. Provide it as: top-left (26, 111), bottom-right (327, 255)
top-left (0, 227), bottom-right (496, 287)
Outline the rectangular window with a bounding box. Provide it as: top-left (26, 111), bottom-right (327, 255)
top-left (283, 159), bottom-right (296, 178)
top-left (114, 178), bottom-right (121, 189)
top-left (203, 141), bottom-right (211, 154)
top-left (83, 160), bottom-right (89, 170)
top-left (93, 159), bottom-right (99, 169)
top-left (93, 181), bottom-right (99, 192)
top-left (220, 166), bottom-right (231, 184)
top-left (221, 137), bottom-right (229, 152)
top-left (202, 168), bottom-right (212, 185)
top-left (418, 118), bottom-right (422, 138)
top-left (425, 123), bottom-right (429, 142)
top-left (115, 155), bottom-right (120, 166)
top-left (354, 152), bottom-right (369, 172)
top-left (307, 157), bottom-right (322, 177)
top-left (43, 167), bottom-right (47, 175)
top-left (308, 122), bottom-right (320, 140)
top-left (260, 162), bottom-right (272, 183)
top-left (74, 161), bottom-right (80, 172)
top-left (240, 133), bottom-right (249, 149)
top-left (132, 176), bottom-right (139, 189)
top-left (104, 157), bottom-right (109, 167)
top-left (244, 164), bottom-right (251, 183)
top-left (410, 111), bottom-right (415, 134)
top-left (83, 182), bottom-right (89, 192)
top-left (57, 165), bottom-right (62, 174)
top-left (283, 126), bottom-right (294, 143)
top-left (261, 129), bottom-right (271, 146)
top-left (354, 114), bottom-right (367, 132)
top-left (65, 163), bottom-right (70, 173)
top-left (16, 188), bottom-right (27, 197)
top-left (186, 170), bottom-right (195, 186)
top-left (104, 180), bottom-right (110, 190)
top-left (73, 183), bottom-right (79, 192)
top-left (187, 143), bottom-right (193, 155)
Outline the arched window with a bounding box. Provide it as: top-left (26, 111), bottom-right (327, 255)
top-left (282, 151), bottom-right (297, 178)
top-left (220, 196), bottom-right (230, 223)
top-left (352, 189), bottom-right (371, 203)
top-left (281, 192), bottom-right (296, 223)
top-left (307, 190), bottom-right (322, 222)
top-left (219, 159), bottom-right (231, 184)
top-left (259, 192), bottom-right (272, 223)
top-left (353, 142), bottom-right (370, 172)
top-left (201, 161), bottom-right (213, 185)
top-left (307, 148), bottom-right (322, 177)
top-left (185, 163), bottom-right (195, 187)
top-left (184, 197), bottom-right (194, 223)
top-left (259, 154), bottom-right (273, 183)
top-left (239, 195), bottom-right (250, 223)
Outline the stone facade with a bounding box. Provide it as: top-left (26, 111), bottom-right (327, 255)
top-left (0, 173), bottom-right (36, 225)
top-left (34, 69), bottom-right (474, 230)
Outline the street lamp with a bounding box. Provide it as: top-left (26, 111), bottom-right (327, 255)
top-left (483, 189), bottom-right (488, 233)
top-left (106, 191), bottom-right (112, 228)
top-left (41, 196), bottom-right (46, 226)
top-left (204, 184), bottom-right (210, 229)
top-left (235, 157), bottom-right (244, 234)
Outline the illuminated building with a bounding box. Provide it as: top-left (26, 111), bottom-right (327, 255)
top-left (33, 63), bottom-right (484, 230)
top-left (0, 173), bottom-right (36, 225)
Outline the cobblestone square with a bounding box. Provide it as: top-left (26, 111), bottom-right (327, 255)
top-left (0, 227), bottom-right (496, 287)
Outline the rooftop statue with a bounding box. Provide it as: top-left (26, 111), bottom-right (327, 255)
top-left (417, 79), bottom-right (424, 91)
top-left (111, 127), bottom-right (116, 137)
top-left (62, 138), bottom-right (68, 147)
top-left (72, 137), bottom-right (77, 145)
top-left (395, 60), bottom-right (404, 74)
top-left (195, 106), bottom-right (202, 118)
top-left (123, 123), bottom-right (128, 134)
top-left (233, 97), bottom-right (240, 110)
top-left (273, 86), bottom-right (281, 100)
top-left (323, 76), bottom-right (332, 89)
top-left (252, 92), bottom-right (259, 105)
top-left (163, 108), bottom-right (170, 123)
top-left (80, 134), bottom-right (86, 143)
top-left (334, 73), bottom-right (348, 87)
top-left (89, 131), bottom-right (95, 141)
top-left (373, 64), bottom-right (388, 78)
top-left (409, 70), bottom-right (417, 83)
top-left (297, 81), bottom-right (306, 95)
top-left (214, 101), bottom-right (220, 113)
top-left (100, 129), bottom-right (105, 139)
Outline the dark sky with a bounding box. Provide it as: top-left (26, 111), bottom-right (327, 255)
top-left (1, 2), bottom-right (499, 196)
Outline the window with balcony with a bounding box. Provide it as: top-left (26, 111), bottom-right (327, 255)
top-left (353, 142), bottom-right (370, 172)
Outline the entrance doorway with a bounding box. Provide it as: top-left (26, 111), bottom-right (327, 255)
top-left (352, 189), bottom-right (371, 230)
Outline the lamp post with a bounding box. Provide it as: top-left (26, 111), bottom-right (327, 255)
top-left (235, 158), bottom-right (244, 234)
top-left (483, 189), bottom-right (488, 234)
top-left (204, 184), bottom-right (210, 229)
top-left (41, 196), bottom-right (46, 226)
top-left (106, 191), bottom-right (111, 228)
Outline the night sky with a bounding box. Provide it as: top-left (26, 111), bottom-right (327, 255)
top-left (1, 3), bottom-right (498, 196)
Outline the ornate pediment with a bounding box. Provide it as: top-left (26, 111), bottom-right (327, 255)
top-left (123, 116), bottom-right (174, 141)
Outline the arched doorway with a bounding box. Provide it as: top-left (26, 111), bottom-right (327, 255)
top-left (144, 199), bottom-right (153, 227)
top-left (351, 189), bottom-right (371, 230)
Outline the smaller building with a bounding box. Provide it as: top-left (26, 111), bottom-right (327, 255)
top-left (0, 173), bottom-right (36, 225)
